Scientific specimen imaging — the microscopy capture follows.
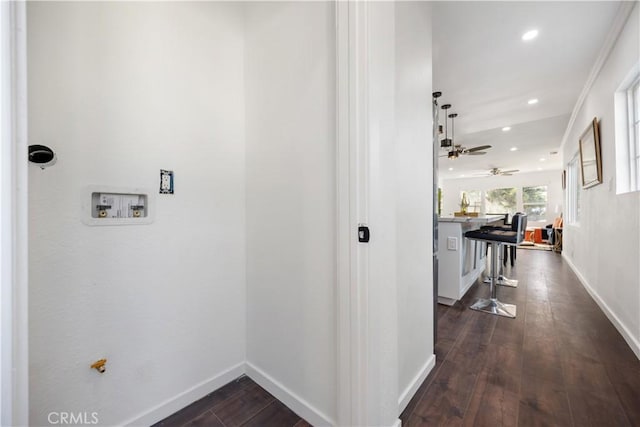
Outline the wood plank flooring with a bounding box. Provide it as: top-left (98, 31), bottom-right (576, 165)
top-left (401, 249), bottom-right (640, 426)
top-left (152, 376), bottom-right (310, 427)
top-left (156, 249), bottom-right (639, 427)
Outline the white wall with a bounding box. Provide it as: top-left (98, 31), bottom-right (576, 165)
top-left (561, 4), bottom-right (640, 358)
top-left (441, 170), bottom-right (563, 227)
top-left (244, 2), bottom-right (337, 424)
top-left (394, 1), bottom-right (435, 413)
top-left (27, 3), bottom-right (247, 425)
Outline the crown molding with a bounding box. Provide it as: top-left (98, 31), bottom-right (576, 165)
top-left (559, 1), bottom-right (637, 154)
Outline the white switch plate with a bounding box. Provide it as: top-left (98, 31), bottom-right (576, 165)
top-left (447, 237), bottom-right (457, 251)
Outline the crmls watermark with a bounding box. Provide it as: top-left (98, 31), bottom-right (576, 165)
top-left (47, 412), bottom-right (99, 425)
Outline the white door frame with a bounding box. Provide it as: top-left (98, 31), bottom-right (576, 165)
top-left (335, 1), bottom-right (370, 425)
top-left (0, 1), bottom-right (29, 425)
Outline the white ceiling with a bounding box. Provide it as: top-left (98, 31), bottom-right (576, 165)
top-left (434, 1), bottom-right (621, 180)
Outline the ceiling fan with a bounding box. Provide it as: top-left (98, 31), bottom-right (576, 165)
top-left (438, 106), bottom-right (491, 159)
top-left (482, 167), bottom-right (520, 176)
top-left (440, 144), bottom-right (492, 159)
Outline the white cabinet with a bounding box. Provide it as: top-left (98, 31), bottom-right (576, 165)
top-left (437, 216), bottom-right (503, 305)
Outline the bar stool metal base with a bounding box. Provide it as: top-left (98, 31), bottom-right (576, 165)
top-left (483, 275), bottom-right (518, 287)
top-left (470, 297), bottom-right (516, 318)
top-left (483, 242), bottom-right (518, 287)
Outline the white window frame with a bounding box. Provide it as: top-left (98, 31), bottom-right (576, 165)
top-left (614, 61), bottom-right (640, 194)
top-left (627, 75), bottom-right (640, 190)
top-left (566, 153), bottom-right (581, 225)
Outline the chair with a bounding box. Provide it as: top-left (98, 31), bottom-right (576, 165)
top-left (464, 213), bottom-right (527, 318)
top-left (482, 213), bottom-right (524, 287)
top-left (485, 213), bottom-right (516, 266)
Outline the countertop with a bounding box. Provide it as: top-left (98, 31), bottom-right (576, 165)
top-left (438, 215), bottom-right (505, 224)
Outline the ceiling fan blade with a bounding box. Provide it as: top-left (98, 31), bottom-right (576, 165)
top-left (501, 173), bottom-right (513, 176)
top-left (465, 151), bottom-right (487, 155)
top-left (501, 169), bottom-right (519, 174)
top-left (465, 145), bottom-right (492, 153)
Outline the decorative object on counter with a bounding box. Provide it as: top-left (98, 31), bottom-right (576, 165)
top-left (579, 117), bottom-right (602, 188)
top-left (454, 212), bottom-right (479, 217)
top-left (460, 192), bottom-right (470, 214)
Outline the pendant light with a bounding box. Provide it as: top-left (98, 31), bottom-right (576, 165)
top-left (441, 104), bottom-right (452, 148)
top-left (448, 113), bottom-right (458, 159)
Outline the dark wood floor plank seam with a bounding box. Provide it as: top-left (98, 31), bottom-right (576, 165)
top-left (238, 400), bottom-right (279, 426)
top-left (537, 268), bottom-right (575, 427)
top-left (212, 411), bottom-right (227, 427)
top-left (458, 312), bottom-right (500, 425)
top-left (401, 295), bottom-right (480, 421)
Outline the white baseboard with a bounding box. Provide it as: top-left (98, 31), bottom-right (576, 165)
top-left (563, 254), bottom-right (640, 360)
top-left (245, 361), bottom-right (335, 426)
top-left (122, 362), bottom-right (245, 426)
top-left (397, 354), bottom-right (436, 414)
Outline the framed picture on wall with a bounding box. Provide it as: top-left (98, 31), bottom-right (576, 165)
top-left (578, 118), bottom-right (602, 189)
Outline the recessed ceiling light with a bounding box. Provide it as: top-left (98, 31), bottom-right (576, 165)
top-left (502, 126), bottom-right (511, 132)
top-left (448, 167), bottom-right (454, 171)
top-left (510, 147), bottom-right (518, 152)
top-left (460, 174), bottom-right (466, 178)
top-left (539, 158), bottom-right (546, 162)
top-left (522, 29), bottom-right (539, 41)
top-left (528, 98), bottom-right (539, 105)
top-left (537, 167), bottom-right (542, 171)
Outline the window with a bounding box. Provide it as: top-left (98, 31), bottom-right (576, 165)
top-left (460, 190), bottom-right (481, 213)
top-left (614, 63), bottom-right (640, 193)
top-left (522, 186), bottom-right (547, 221)
top-left (567, 154), bottom-right (581, 224)
top-left (629, 76), bottom-right (640, 190)
top-left (485, 187), bottom-right (517, 216)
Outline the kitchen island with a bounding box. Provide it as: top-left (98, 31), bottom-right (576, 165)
top-left (437, 215), bottom-right (504, 305)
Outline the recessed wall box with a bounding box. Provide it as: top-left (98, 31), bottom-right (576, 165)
top-left (83, 186), bottom-right (155, 226)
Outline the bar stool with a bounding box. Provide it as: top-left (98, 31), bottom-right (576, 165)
top-left (464, 213), bottom-right (527, 318)
top-left (482, 212), bottom-right (524, 288)
top-left (484, 213), bottom-right (516, 267)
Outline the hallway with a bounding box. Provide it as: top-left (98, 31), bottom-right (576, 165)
top-left (401, 249), bottom-right (640, 426)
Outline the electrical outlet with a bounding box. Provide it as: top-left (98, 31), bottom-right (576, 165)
top-left (447, 237), bottom-right (457, 251)
top-left (160, 170), bottom-right (174, 194)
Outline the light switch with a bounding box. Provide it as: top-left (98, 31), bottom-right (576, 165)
top-left (447, 237), bottom-right (457, 251)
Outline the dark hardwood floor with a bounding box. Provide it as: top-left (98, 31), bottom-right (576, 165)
top-left (156, 249), bottom-right (639, 427)
top-left (401, 249), bottom-right (640, 426)
top-left (152, 376), bottom-right (311, 427)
